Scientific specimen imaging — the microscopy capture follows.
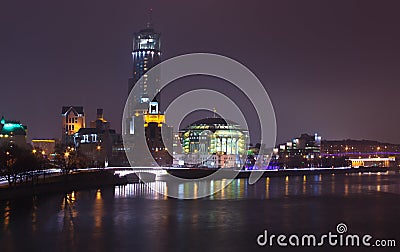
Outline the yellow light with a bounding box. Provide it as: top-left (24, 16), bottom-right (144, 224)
top-left (41, 150), bottom-right (45, 155)
top-left (96, 189), bottom-right (102, 200)
top-left (32, 149), bottom-right (37, 154)
top-left (64, 152), bottom-right (70, 158)
top-left (32, 139), bottom-right (55, 143)
top-left (144, 114), bottom-right (165, 124)
top-left (96, 145), bottom-right (101, 151)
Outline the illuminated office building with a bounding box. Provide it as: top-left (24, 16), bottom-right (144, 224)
top-left (126, 25), bottom-right (162, 137)
top-left (128, 25), bottom-right (161, 109)
top-left (180, 118), bottom-right (248, 168)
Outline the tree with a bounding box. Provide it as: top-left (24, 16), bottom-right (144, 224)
top-left (0, 143), bottom-right (40, 187)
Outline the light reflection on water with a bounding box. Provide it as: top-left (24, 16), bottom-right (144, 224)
top-left (3, 201), bottom-right (10, 231)
top-left (0, 172), bottom-right (400, 251)
top-left (110, 172), bottom-right (400, 200)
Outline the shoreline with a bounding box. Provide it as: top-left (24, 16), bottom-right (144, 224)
top-left (0, 171), bottom-right (127, 201)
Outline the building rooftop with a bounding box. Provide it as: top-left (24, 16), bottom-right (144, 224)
top-left (184, 118), bottom-right (245, 132)
top-left (0, 116), bottom-right (27, 136)
top-left (62, 106), bottom-right (84, 116)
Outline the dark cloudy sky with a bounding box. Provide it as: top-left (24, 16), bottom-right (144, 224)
top-left (1, 0), bottom-right (399, 144)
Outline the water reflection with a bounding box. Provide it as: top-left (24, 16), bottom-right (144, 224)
top-left (94, 189), bottom-right (103, 229)
top-left (58, 191), bottom-right (78, 250)
top-left (0, 173), bottom-right (399, 252)
top-left (302, 175), bottom-right (307, 195)
top-left (110, 173), bottom-right (400, 200)
top-left (3, 201), bottom-right (10, 231)
top-left (115, 182), bottom-right (169, 199)
top-left (285, 176), bottom-right (289, 196)
top-left (31, 197), bottom-right (38, 232)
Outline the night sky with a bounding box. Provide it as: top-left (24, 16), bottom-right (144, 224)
top-left (1, 0), bottom-right (399, 144)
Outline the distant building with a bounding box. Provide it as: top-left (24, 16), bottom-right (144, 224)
top-left (124, 23), bottom-right (161, 136)
top-left (128, 25), bottom-right (161, 105)
top-left (143, 102), bottom-right (173, 166)
top-left (124, 25), bottom-right (175, 167)
top-left (349, 157), bottom-right (395, 168)
top-left (73, 109), bottom-right (123, 167)
top-left (321, 139), bottom-right (400, 157)
top-left (322, 139), bottom-right (400, 167)
top-left (126, 25), bottom-right (162, 138)
top-left (90, 109), bottom-right (109, 129)
top-left (272, 133), bottom-right (322, 168)
top-left (179, 118), bottom-right (249, 168)
top-left (62, 106), bottom-right (85, 145)
top-left (0, 116), bottom-right (28, 148)
top-left (276, 133), bottom-right (321, 158)
top-left (31, 139), bottom-right (56, 157)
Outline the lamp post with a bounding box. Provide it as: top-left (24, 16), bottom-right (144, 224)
top-left (96, 145), bottom-right (101, 168)
top-left (64, 151), bottom-right (70, 174)
top-left (376, 146), bottom-right (381, 157)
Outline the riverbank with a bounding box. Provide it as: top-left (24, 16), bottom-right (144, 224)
top-left (0, 171), bottom-right (127, 201)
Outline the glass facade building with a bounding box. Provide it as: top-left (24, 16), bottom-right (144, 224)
top-left (128, 26), bottom-right (161, 108)
top-left (179, 118), bottom-right (249, 168)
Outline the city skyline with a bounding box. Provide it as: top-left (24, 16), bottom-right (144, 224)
top-left (1, 0), bottom-right (400, 144)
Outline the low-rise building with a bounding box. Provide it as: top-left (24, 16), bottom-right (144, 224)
top-left (61, 106), bottom-right (85, 145)
top-left (73, 109), bottom-right (122, 167)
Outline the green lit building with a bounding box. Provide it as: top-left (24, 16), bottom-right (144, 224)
top-left (179, 118), bottom-right (248, 168)
top-left (0, 116), bottom-right (28, 147)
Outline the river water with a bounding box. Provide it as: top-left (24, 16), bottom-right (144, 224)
top-left (1, 172), bottom-right (399, 251)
